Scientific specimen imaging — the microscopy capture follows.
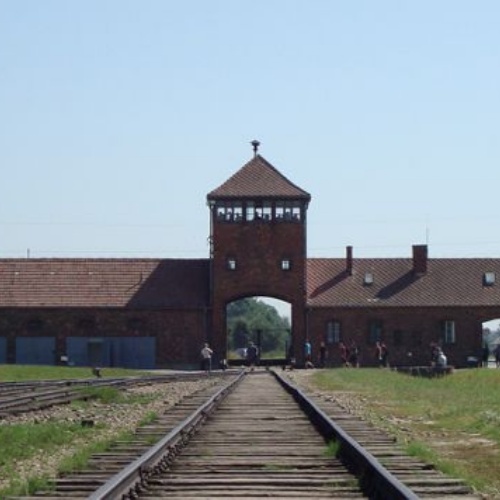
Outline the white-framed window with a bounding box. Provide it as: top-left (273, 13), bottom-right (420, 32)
top-left (246, 201), bottom-right (255, 221)
top-left (227, 258), bottom-right (237, 271)
top-left (263, 201), bottom-right (272, 221)
top-left (442, 320), bottom-right (456, 344)
top-left (281, 259), bottom-right (291, 271)
top-left (326, 320), bottom-right (341, 344)
top-left (484, 272), bottom-right (496, 286)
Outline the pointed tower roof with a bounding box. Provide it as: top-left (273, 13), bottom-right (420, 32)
top-left (207, 155), bottom-right (311, 201)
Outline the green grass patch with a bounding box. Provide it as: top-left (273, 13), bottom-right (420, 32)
top-left (0, 420), bottom-right (161, 497)
top-left (0, 421), bottom-right (98, 467)
top-left (0, 420), bottom-right (100, 496)
top-left (2, 475), bottom-right (55, 497)
top-left (74, 386), bottom-right (157, 406)
top-left (139, 411), bottom-right (158, 426)
top-left (58, 440), bottom-right (111, 475)
top-left (324, 440), bottom-right (340, 457)
top-left (0, 364), bottom-right (148, 381)
top-left (309, 368), bottom-right (500, 497)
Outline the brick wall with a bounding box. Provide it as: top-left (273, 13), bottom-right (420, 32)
top-left (307, 306), bottom-right (495, 368)
top-left (211, 220), bottom-right (307, 363)
top-left (0, 307), bottom-right (208, 368)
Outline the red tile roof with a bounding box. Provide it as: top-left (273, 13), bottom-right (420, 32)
top-left (207, 155), bottom-right (311, 200)
top-left (0, 259), bottom-right (209, 308)
top-left (307, 258), bottom-right (500, 308)
top-left (2, 257), bottom-right (500, 310)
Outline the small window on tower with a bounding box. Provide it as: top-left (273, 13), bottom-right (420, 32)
top-left (281, 259), bottom-right (291, 271)
top-left (227, 258), bottom-right (237, 271)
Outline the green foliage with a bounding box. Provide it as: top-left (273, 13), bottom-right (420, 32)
top-left (226, 297), bottom-right (291, 356)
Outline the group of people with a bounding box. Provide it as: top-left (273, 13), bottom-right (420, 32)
top-left (430, 342), bottom-right (448, 373)
top-left (338, 340), bottom-right (361, 367)
top-left (199, 340), bottom-right (260, 374)
top-left (201, 337), bottom-right (500, 372)
top-left (374, 341), bottom-right (389, 367)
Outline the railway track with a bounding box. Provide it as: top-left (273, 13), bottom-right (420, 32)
top-left (0, 372), bottom-right (218, 418)
top-left (7, 369), bottom-right (483, 499)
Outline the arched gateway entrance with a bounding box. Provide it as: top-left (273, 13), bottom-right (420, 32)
top-left (206, 152), bottom-right (311, 366)
top-left (226, 296), bottom-right (292, 364)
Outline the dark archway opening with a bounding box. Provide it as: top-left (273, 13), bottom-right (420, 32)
top-left (226, 296), bottom-right (291, 366)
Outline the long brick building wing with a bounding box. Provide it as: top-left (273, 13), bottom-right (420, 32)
top-left (1, 153), bottom-right (499, 368)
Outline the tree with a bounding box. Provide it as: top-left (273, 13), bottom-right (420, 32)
top-left (226, 298), bottom-right (290, 357)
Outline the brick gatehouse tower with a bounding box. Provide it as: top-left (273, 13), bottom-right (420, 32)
top-left (207, 143), bottom-right (311, 364)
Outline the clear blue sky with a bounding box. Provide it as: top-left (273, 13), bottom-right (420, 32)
top-left (1, 1), bottom-right (499, 259)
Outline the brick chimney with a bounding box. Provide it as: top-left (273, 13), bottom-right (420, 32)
top-left (346, 246), bottom-right (353, 275)
top-left (412, 244), bottom-right (428, 275)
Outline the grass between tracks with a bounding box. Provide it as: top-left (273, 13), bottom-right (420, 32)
top-left (310, 367), bottom-right (500, 498)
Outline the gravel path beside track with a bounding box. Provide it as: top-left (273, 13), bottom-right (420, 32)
top-left (0, 376), bottom-right (220, 492)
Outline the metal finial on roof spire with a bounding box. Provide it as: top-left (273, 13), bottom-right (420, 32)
top-left (251, 140), bottom-right (260, 157)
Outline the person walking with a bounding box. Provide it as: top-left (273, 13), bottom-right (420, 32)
top-left (304, 339), bottom-right (314, 368)
top-left (246, 341), bottom-right (258, 370)
top-left (375, 341), bottom-right (383, 367)
top-left (339, 341), bottom-right (349, 367)
top-left (482, 343), bottom-right (490, 368)
top-left (319, 341), bottom-right (327, 368)
top-left (200, 342), bottom-right (213, 375)
top-left (349, 340), bottom-right (359, 368)
top-left (380, 342), bottom-right (389, 368)
top-left (494, 344), bottom-right (500, 368)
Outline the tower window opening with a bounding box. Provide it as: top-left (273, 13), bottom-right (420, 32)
top-left (246, 201), bottom-right (255, 221)
top-left (281, 259), bottom-right (291, 271)
top-left (263, 201), bottom-right (272, 221)
top-left (275, 201), bottom-right (302, 222)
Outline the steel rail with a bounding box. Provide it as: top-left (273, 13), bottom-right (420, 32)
top-left (0, 372), bottom-right (231, 416)
top-left (272, 369), bottom-right (420, 500)
top-left (88, 370), bottom-right (246, 500)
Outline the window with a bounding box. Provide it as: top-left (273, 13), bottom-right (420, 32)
top-left (275, 201), bottom-right (302, 222)
top-left (484, 272), bottom-right (496, 286)
top-left (233, 202), bottom-right (243, 221)
top-left (326, 320), bottom-right (341, 344)
top-left (281, 259), bottom-right (291, 271)
top-left (442, 320), bottom-right (456, 344)
top-left (262, 201), bottom-right (272, 221)
top-left (275, 203), bottom-right (284, 220)
top-left (368, 320), bottom-right (383, 344)
top-left (364, 272), bottom-right (374, 285)
top-left (246, 201), bottom-right (255, 221)
top-left (214, 201), bottom-right (243, 222)
top-left (227, 258), bottom-right (237, 271)
top-left (291, 201), bottom-right (302, 221)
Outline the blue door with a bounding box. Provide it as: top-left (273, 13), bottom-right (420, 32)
top-left (16, 337), bottom-right (56, 365)
top-left (0, 337), bottom-right (6, 363)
